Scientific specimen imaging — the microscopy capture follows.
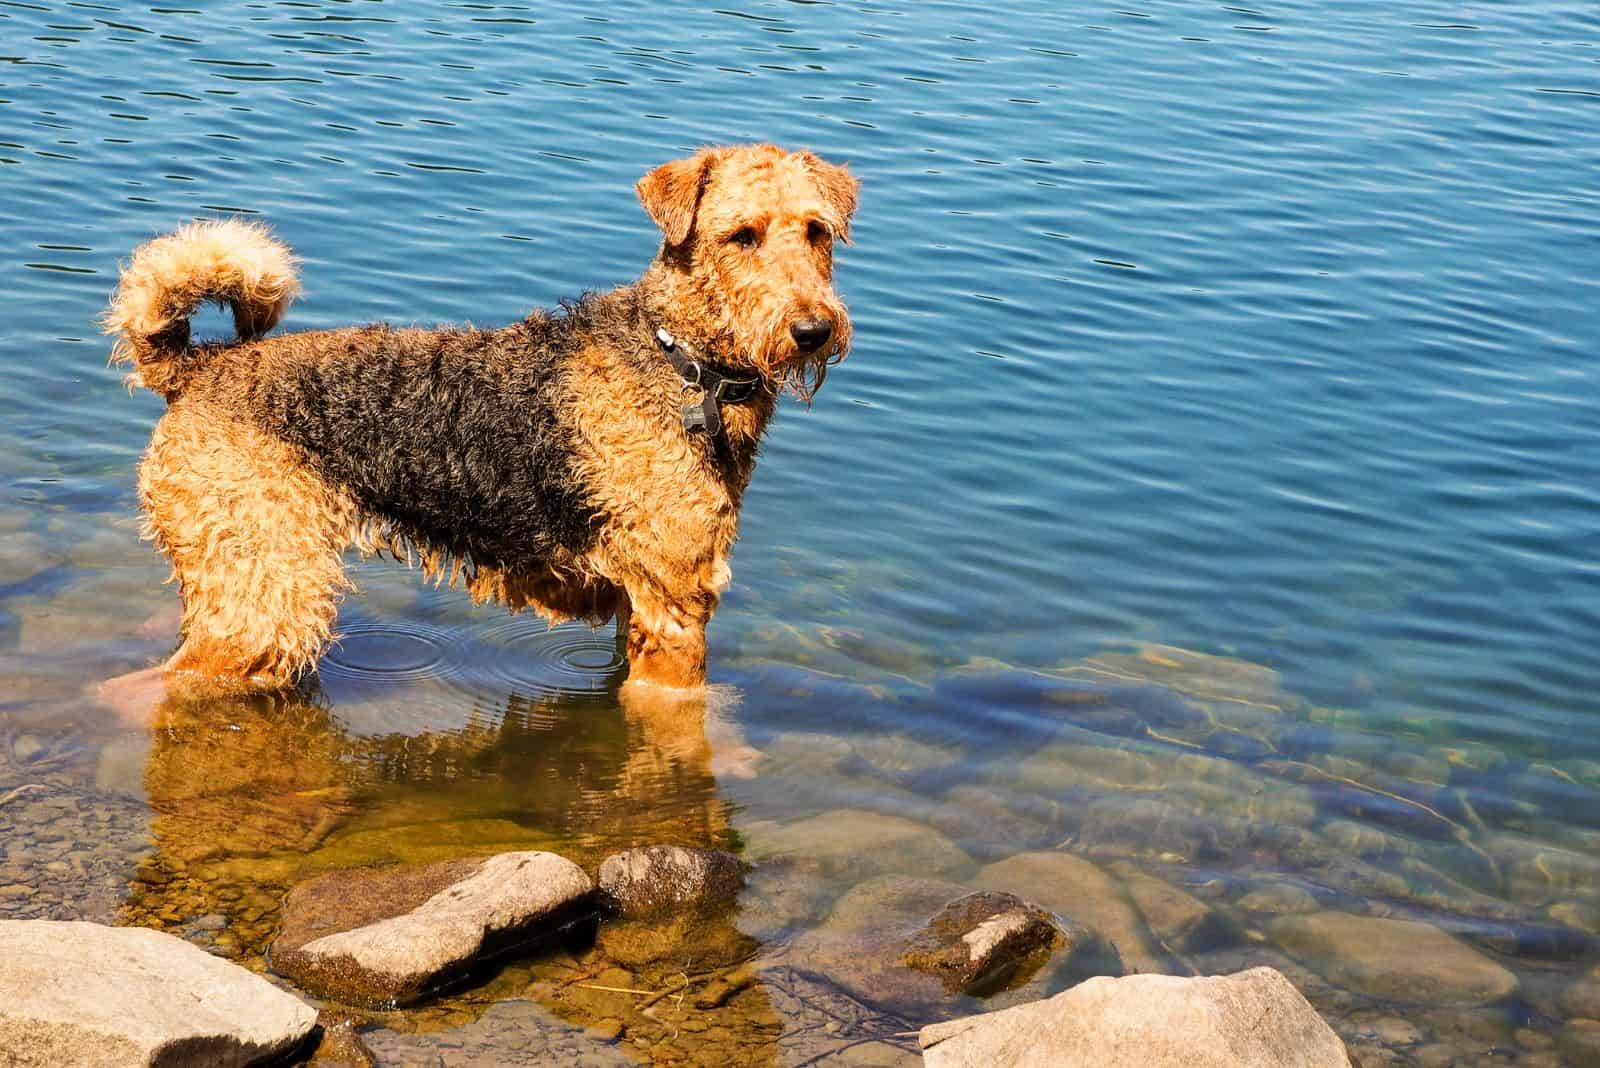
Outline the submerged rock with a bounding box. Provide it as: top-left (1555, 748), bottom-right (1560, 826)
top-left (1559, 1020), bottom-right (1600, 1067)
top-left (1109, 862), bottom-right (1235, 954)
top-left (918, 966), bottom-right (1353, 1067)
top-left (271, 852), bottom-right (593, 1008)
top-left (1067, 644), bottom-right (1292, 709)
top-left (597, 845), bottom-right (746, 918)
top-left (305, 1011), bottom-right (377, 1067)
top-left (0, 919), bottom-right (317, 1068)
top-left (1237, 881), bottom-right (1322, 917)
top-left (361, 997), bottom-right (635, 1067)
top-left (776, 875), bottom-right (1068, 1017)
top-left (975, 851), bottom-right (1165, 974)
top-left (901, 891), bottom-right (1063, 995)
top-left (742, 808), bottom-right (973, 880)
top-left (1270, 912), bottom-right (1518, 1006)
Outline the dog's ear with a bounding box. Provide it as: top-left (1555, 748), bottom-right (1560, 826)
top-left (800, 152), bottom-right (860, 244)
top-left (636, 149), bottom-right (716, 247)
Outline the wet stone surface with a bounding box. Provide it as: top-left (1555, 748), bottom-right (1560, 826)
top-left (272, 853), bottom-right (596, 1008)
top-left (772, 875), bottom-right (1070, 1020)
top-left (900, 890), bottom-right (1063, 995)
top-left (597, 845), bottom-right (747, 919)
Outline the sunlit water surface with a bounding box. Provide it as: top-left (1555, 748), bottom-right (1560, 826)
top-left (2, 0), bottom-right (1598, 1064)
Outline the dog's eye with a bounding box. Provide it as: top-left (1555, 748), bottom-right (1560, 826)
top-left (727, 227), bottom-right (759, 249)
top-left (807, 220), bottom-right (831, 245)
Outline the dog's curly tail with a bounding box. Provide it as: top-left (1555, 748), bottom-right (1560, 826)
top-left (103, 219), bottom-right (300, 397)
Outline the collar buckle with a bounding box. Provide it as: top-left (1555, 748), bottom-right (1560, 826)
top-left (655, 328), bottom-right (761, 437)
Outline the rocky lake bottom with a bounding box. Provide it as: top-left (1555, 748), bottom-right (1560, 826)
top-left (5, 576), bottom-right (1600, 1066)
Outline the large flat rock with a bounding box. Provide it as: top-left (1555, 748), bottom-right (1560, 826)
top-left (1270, 911), bottom-right (1518, 1005)
top-left (919, 967), bottom-right (1353, 1067)
top-left (271, 851), bottom-right (593, 1008)
top-left (0, 919), bottom-right (317, 1068)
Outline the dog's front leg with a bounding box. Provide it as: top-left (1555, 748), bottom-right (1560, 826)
top-left (622, 589), bottom-right (711, 689)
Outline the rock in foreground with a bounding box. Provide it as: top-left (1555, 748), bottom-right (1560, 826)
top-left (597, 845), bottom-right (746, 918)
top-left (0, 919), bottom-right (317, 1068)
top-left (919, 967), bottom-right (1353, 1067)
top-left (271, 851), bottom-right (593, 1008)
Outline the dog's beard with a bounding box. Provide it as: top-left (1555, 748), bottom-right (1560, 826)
top-left (739, 299), bottom-right (851, 404)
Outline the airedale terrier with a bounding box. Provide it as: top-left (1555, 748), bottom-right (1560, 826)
top-left (102, 143), bottom-right (859, 693)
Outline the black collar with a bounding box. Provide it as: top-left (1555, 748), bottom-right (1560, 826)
top-left (655, 328), bottom-right (764, 437)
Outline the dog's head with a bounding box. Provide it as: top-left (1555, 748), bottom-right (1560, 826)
top-left (637, 143), bottom-right (859, 400)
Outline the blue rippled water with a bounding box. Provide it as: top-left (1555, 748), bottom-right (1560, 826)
top-left (3, 0), bottom-right (1599, 1060)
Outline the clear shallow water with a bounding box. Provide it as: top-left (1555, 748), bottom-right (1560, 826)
top-left (2, 0), bottom-right (1599, 1063)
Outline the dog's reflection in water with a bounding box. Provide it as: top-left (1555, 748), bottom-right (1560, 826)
top-left (127, 677), bottom-right (748, 889)
top-left (116, 676), bottom-right (783, 1053)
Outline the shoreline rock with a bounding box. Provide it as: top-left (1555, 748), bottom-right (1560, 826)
top-left (919, 966), bottom-right (1353, 1067)
top-left (0, 919), bottom-right (317, 1068)
top-left (271, 851), bottom-right (594, 1008)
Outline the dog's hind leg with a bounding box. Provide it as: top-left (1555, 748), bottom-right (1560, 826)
top-left (138, 401), bottom-right (356, 688)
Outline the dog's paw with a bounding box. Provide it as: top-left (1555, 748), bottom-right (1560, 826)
top-left (91, 666), bottom-right (169, 727)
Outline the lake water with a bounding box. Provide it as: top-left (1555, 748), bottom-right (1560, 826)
top-left (3, 0), bottom-right (1599, 1063)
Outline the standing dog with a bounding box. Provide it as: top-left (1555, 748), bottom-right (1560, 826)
top-left (103, 143), bottom-right (858, 691)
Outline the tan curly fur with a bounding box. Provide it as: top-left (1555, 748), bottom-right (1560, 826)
top-left (104, 219), bottom-right (300, 397)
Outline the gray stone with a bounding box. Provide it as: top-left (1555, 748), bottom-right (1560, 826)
top-left (733, 854), bottom-right (832, 941)
top-left (919, 966), bottom-right (1353, 1067)
top-left (597, 845), bottom-right (746, 918)
top-left (0, 919), bottom-right (317, 1068)
top-left (271, 852), bottom-right (593, 1008)
top-left (1014, 742), bottom-right (1317, 846)
top-left (1271, 912), bottom-right (1518, 1005)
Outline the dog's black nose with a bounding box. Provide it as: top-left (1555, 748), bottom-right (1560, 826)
top-left (790, 317), bottom-right (833, 353)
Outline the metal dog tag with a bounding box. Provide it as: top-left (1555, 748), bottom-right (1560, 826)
top-left (681, 389), bottom-right (717, 435)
